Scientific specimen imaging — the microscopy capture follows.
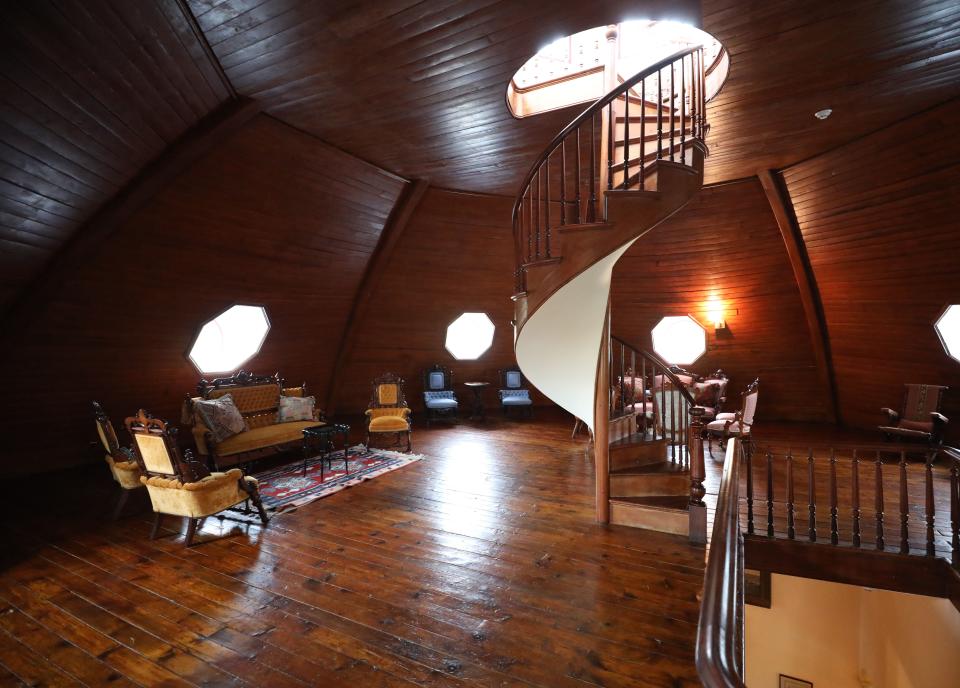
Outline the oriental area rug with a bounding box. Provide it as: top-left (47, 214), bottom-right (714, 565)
top-left (253, 445), bottom-right (423, 513)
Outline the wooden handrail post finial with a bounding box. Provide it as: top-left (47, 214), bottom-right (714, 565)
top-left (689, 405), bottom-right (707, 544)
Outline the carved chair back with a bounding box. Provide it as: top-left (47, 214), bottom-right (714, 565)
top-left (423, 365), bottom-right (453, 392)
top-left (900, 384), bottom-right (948, 423)
top-left (126, 410), bottom-right (208, 482)
top-left (370, 373), bottom-right (408, 409)
top-left (739, 378), bottom-right (760, 431)
top-left (93, 401), bottom-right (123, 459)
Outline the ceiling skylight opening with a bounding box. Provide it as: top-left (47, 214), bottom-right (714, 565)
top-left (507, 20), bottom-right (728, 118)
top-left (188, 304), bottom-right (270, 375)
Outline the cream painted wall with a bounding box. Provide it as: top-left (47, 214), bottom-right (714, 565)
top-left (746, 575), bottom-right (960, 688)
top-left (859, 588), bottom-right (960, 688)
top-left (746, 575), bottom-right (862, 688)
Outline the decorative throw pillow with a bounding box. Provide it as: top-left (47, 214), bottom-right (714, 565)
top-left (195, 394), bottom-right (247, 443)
top-left (279, 395), bottom-right (315, 423)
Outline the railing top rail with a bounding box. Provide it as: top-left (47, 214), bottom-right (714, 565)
top-left (696, 437), bottom-right (747, 688)
top-left (754, 442), bottom-right (960, 460)
top-left (611, 334), bottom-right (698, 405)
top-left (942, 445), bottom-right (960, 462)
top-left (511, 45), bottom-right (703, 226)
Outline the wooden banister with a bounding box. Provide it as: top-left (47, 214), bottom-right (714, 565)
top-left (696, 437), bottom-right (747, 688)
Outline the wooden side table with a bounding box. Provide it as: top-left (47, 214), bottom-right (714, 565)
top-left (463, 382), bottom-right (490, 420)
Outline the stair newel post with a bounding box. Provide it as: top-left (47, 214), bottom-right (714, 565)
top-left (544, 154), bottom-right (551, 257)
top-left (587, 113), bottom-right (597, 222)
top-left (925, 454), bottom-right (935, 556)
top-left (852, 449), bottom-right (862, 547)
top-left (689, 51), bottom-right (697, 143)
top-left (950, 458), bottom-right (959, 566)
top-left (680, 54), bottom-right (686, 165)
top-left (830, 449), bottom-right (839, 545)
top-left (698, 47), bottom-right (705, 139)
top-left (766, 451), bottom-right (775, 537)
top-left (594, 303), bottom-right (611, 523)
top-left (688, 406), bottom-right (707, 544)
top-left (807, 449), bottom-right (816, 542)
top-left (656, 68), bottom-right (663, 160)
top-left (559, 139), bottom-right (567, 226)
top-left (745, 434), bottom-right (754, 535)
top-left (899, 450), bottom-right (909, 554)
top-left (786, 449), bottom-right (795, 540)
top-left (875, 451), bottom-right (885, 551)
top-left (605, 102), bottom-right (613, 191)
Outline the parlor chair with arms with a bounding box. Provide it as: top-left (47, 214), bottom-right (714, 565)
top-left (706, 378), bottom-right (759, 458)
top-left (879, 384), bottom-right (949, 455)
top-left (690, 369), bottom-right (729, 422)
top-left (366, 373), bottom-right (412, 452)
top-left (499, 368), bottom-right (533, 418)
top-left (93, 401), bottom-right (143, 520)
top-left (126, 410), bottom-right (268, 546)
top-left (422, 364), bottom-right (459, 426)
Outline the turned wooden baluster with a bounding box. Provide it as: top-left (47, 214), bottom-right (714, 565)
top-left (875, 451), bottom-right (884, 551)
top-left (766, 450), bottom-right (774, 537)
top-left (621, 94), bottom-right (629, 190)
top-left (786, 449), bottom-right (796, 540)
top-left (559, 139), bottom-right (567, 226)
top-left (587, 114), bottom-right (597, 222)
top-left (574, 126), bottom-right (582, 223)
top-left (533, 169), bottom-right (540, 258)
top-left (746, 437), bottom-right (755, 535)
top-left (688, 406), bottom-right (707, 545)
top-left (829, 449), bottom-right (839, 545)
top-left (544, 156), bottom-right (551, 257)
top-left (925, 456), bottom-right (935, 556)
top-left (807, 449), bottom-right (817, 542)
top-left (951, 459), bottom-right (959, 566)
top-left (639, 79), bottom-right (646, 189)
top-left (899, 450), bottom-right (909, 554)
top-left (606, 102), bottom-right (614, 190)
top-left (656, 69), bottom-right (663, 160)
top-left (852, 449), bottom-right (862, 547)
top-left (680, 54), bottom-right (686, 165)
top-left (669, 62), bottom-right (675, 162)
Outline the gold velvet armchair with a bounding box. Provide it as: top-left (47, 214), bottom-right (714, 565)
top-left (93, 401), bottom-right (143, 520)
top-left (125, 410), bottom-right (268, 546)
top-left (365, 373), bottom-right (412, 452)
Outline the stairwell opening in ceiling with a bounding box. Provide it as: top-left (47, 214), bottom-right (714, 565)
top-left (507, 20), bottom-right (728, 118)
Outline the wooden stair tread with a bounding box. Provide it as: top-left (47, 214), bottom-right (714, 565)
top-left (610, 461), bottom-right (689, 476)
top-left (610, 495), bottom-right (691, 511)
top-left (609, 432), bottom-right (662, 448)
top-left (557, 222), bottom-right (614, 233)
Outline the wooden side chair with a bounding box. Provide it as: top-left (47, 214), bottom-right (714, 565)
top-left (365, 373), bottom-right (412, 451)
top-left (706, 378), bottom-right (759, 458)
top-left (422, 364), bottom-right (459, 426)
top-left (93, 401), bottom-right (143, 519)
top-left (125, 410), bottom-right (268, 546)
top-left (879, 384), bottom-right (949, 456)
top-left (499, 368), bottom-right (533, 418)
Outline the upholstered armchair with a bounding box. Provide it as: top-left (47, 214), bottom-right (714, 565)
top-left (422, 364), bottom-right (458, 426)
top-left (365, 373), bottom-right (412, 451)
top-left (499, 368), bottom-right (533, 418)
top-left (93, 401), bottom-right (143, 519)
top-left (125, 410), bottom-right (268, 546)
top-left (706, 378), bottom-right (759, 458)
top-left (879, 384), bottom-right (949, 453)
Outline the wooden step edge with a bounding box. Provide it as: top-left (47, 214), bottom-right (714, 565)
top-left (556, 221), bottom-right (614, 234)
top-left (609, 432), bottom-right (664, 448)
top-left (520, 257), bottom-right (562, 270)
top-left (610, 461), bottom-right (689, 476)
top-left (612, 495), bottom-right (691, 510)
top-left (609, 497), bottom-right (690, 534)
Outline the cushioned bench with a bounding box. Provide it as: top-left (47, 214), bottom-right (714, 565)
top-left (183, 371), bottom-right (326, 470)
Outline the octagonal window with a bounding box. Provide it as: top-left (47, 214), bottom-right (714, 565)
top-left (188, 305), bottom-right (270, 374)
top-left (935, 305), bottom-right (960, 363)
top-left (651, 315), bottom-right (706, 365)
top-left (445, 313), bottom-right (495, 360)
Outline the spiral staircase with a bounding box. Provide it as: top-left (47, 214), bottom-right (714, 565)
top-left (511, 47), bottom-right (711, 534)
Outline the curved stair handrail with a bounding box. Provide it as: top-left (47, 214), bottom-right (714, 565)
top-left (511, 45), bottom-right (706, 293)
top-left (610, 334), bottom-right (698, 407)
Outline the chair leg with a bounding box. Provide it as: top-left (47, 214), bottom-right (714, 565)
top-left (185, 518), bottom-right (198, 547)
top-left (150, 512), bottom-right (163, 540)
top-left (250, 489), bottom-right (269, 526)
top-left (112, 489), bottom-right (130, 521)
top-left (406, 431), bottom-right (412, 453)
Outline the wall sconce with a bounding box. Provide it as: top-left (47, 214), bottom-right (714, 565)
top-left (706, 297), bottom-right (726, 331)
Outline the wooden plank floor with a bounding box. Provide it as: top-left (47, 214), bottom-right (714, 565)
top-left (0, 410), bottom-right (708, 688)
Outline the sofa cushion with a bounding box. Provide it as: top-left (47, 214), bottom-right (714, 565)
top-left (369, 415), bottom-right (409, 432)
top-left (194, 394), bottom-right (247, 443)
top-left (278, 395), bottom-right (315, 422)
top-left (215, 421), bottom-right (325, 456)
top-left (502, 395), bottom-right (532, 406)
top-left (426, 397), bottom-right (458, 409)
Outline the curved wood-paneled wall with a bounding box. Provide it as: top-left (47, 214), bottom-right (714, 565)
top-left (0, 0), bottom-right (233, 311)
top-left (611, 178), bottom-right (833, 423)
top-left (0, 115), bottom-right (405, 473)
top-left (333, 188), bottom-right (538, 415)
top-left (782, 98), bottom-right (960, 438)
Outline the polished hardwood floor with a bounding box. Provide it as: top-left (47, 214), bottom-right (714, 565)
top-left (0, 410), bottom-right (709, 688)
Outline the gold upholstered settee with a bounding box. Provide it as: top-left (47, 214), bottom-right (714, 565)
top-left (182, 371), bottom-right (326, 469)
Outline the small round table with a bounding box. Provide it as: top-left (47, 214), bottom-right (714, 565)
top-left (301, 423), bottom-right (350, 480)
top-left (463, 382), bottom-right (490, 420)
